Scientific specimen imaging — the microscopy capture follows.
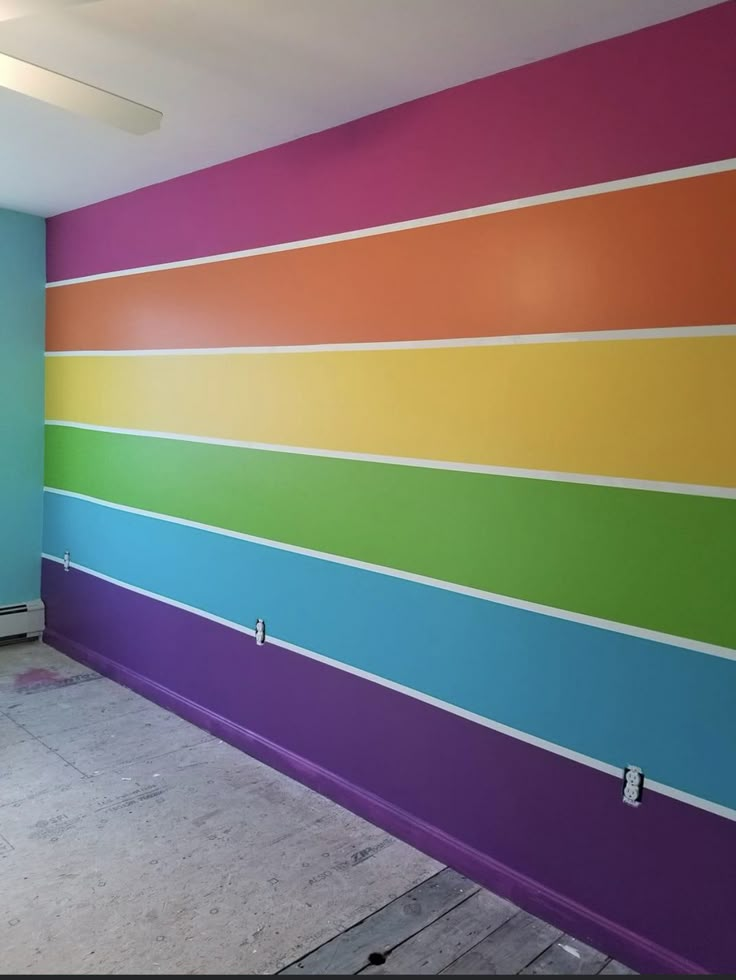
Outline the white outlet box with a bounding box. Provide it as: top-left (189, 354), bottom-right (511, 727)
top-left (622, 765), bottom-right (643, 807)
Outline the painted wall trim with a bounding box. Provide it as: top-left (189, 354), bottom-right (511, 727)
top-left (46, 156), bottom-right (736, 288)
top-left (43, 420), bottom-right (736, 501)
top-left (43, 323), bottom-right (736, 357)
top-left (43, 622), bottom-right (708, 975)
top-left (40, 550), bottom-right (736, 824)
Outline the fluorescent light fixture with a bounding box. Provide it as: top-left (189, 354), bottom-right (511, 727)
top-left (0, 0), bottom-right (97, 22)
top-left (0, 52), bottom-right (162, 133)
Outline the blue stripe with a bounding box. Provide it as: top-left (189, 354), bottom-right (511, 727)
top-left (43, 491), bottom-right (736, 810)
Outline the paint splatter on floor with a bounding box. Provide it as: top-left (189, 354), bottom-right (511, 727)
top-left (8, 668), bottom-right (99, 695)
top-left (13, 667), bottom-right (64, 689)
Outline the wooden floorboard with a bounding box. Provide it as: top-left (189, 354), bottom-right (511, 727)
top-left (440, 909), bottom-right (563, 975)
top-left (280, 861), bottom-right (640, 977)
top-left (279, 867), bottom-right (478, 975)
top-left (359, 888), bottom-right (518, 975)
top-left (599, 959), bottom-right (638, 975)
top-left (521, 933), bottom-right (610, 975)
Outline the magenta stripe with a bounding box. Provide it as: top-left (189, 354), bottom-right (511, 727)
top-left (46, 3), bottom-right (736, 282)
top-left (42, 559), bottom-right (735, 974)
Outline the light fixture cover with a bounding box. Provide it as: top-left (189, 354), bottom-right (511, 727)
top-left (0, 51), bottom-right (162, 133)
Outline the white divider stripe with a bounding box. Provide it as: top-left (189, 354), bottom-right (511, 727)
top-left (43, 323), bottom-right (736, 357)
top-left (41, 550), bottom-right (736, 824)
top-left (42, 487), bottom-right (736, 663)
top-left (44, 419), bottom-right (736, 501)
top-left (46, 157), bottom-right (736, 288)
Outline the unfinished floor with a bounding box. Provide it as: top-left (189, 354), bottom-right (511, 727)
top-left (1, 641), bottom-right (634, 975)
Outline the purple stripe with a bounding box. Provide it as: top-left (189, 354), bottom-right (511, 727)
top-left (46, 3), bottom-right (736, 282)
top-left (42, 560), bottom-right (734, 974)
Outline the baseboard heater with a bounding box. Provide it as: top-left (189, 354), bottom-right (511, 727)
top-left (0, 599), bottom-right (45, 644)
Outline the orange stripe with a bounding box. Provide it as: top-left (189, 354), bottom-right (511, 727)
top-left (47, 170), bottom-right (735, 351)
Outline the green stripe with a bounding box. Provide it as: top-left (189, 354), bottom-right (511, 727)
top-left (45, 424), bottom-right (735, 649)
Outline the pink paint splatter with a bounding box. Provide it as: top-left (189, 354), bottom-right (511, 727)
top-left (14, 667), bottom-right (63, 689)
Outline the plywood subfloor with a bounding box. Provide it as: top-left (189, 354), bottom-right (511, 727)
top-left (0, 641), bottom-right (634, 975)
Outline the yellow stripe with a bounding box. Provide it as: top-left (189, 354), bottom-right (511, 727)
top-left (45, 335), bottom-right (736, 488)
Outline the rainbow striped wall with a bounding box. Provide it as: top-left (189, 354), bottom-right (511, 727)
top-left (43, 4), bottom-right (736, 974)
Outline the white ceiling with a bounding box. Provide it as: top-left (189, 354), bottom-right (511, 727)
top-left (0, 0), bottom-right (724, 216)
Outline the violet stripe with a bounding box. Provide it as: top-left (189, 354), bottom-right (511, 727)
top-left (46, 2), bottom-right (736, 282)
top-left (42, 559), bottom-right (736, 974)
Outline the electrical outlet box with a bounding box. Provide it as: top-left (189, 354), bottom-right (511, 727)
top-left (622, 765), bottom-right (644, 807)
